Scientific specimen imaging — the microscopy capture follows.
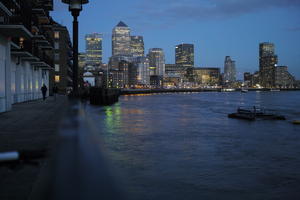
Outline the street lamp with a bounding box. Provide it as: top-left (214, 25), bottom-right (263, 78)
top-left (62, 0), bottom-right (89, 96)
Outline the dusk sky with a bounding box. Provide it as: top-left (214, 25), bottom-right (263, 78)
top-left (51, 0), bottom-right (300, 79)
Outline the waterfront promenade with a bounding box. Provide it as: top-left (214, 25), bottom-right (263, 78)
top-left (0, 96), bottom-right (68, 200)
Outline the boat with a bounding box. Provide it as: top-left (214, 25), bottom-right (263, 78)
top-left (270, 89), bottom-right (280, 92)
top-left (228, 106), bottom-right (286, 120)
top-left (292, 120), bottom-right (300, 125)
top-left (241, 88), bottom-right (248, 93)
top-left (222, 88), bottom-right (235, 92)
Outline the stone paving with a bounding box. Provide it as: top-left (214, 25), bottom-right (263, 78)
top-left (0, 96), bottom-right (68, 200)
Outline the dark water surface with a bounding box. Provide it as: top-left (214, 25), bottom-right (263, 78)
top-left (86, 91), bottom-right (300, 200)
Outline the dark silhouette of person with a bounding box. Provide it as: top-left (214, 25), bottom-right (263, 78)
top-left (41, 84), bottom-right (48, 101)
top-left (53, 85), bottom-right (58, 100)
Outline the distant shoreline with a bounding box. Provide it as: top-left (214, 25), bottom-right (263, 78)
top-left (120, 88), bottom-right (300, 95)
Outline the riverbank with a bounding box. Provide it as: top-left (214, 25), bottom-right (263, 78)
top-left (120, 88), bottom-right (300, 95)
top-left (0, 96), bottom-right (68, 200)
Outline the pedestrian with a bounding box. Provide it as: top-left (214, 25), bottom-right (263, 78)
top-left (41, 84), bottom-right (48, 101)
top-left (53, 85), bottom-right (58, 100)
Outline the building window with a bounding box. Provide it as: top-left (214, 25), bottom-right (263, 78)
top-left (55, 75), bottom-right (60, 83)
top-left (54, 53), bottom-right (59, 61)
top-left (55, 64), bottom-right (60, 72)
top-left (54, 31), bottom-right (60, 39)
top-left (54, 42), bottom-right (59, 49)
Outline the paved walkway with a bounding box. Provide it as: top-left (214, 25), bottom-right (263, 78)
top-left (0, 96), bottom-right (69, 200)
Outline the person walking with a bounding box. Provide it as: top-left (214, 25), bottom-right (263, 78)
top-left (41, 84), bottom-right (48, 101)
top-left (53, 85), bottom-right (58, 101)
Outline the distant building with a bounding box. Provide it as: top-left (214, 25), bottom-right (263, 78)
top-left (112, 21), bottom-right (131, 56)
top-left (224, 56), bottom-right (236, 83)
top-left (165, 64), bottom-right (187, 87)
top-left (175, 44), bottom-right (194, 68)
top-left (52, 23), bottom-right (73, 94)
top-left (131, 36), bottom-right (144, 57)
top-left (150, 75), bottom-right (163, 88)
top-left (275, 66), bottom-right (295, 88)
top-left (259, 42), bottom-right (278, 87)
top-left (134, 57), bottom-right (150, 86)
top-left (78, 52), bottom-right (86, 68)
top-left (109, 55), bottom-right (132, 70)
top-left (85, 33), bottom-right (102, 66)
top-left (118, 60), bottom-right (129, 88)
top-left (193, 67), bottom-right (221, 86)
top-left (148, 48), bottom-right (165, 77)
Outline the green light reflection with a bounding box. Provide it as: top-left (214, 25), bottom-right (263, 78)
top-left (104, 103), bottom-right (122, 134)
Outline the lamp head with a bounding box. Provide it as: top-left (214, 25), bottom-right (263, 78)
top-left (62, 0), bottom-right (89, 11)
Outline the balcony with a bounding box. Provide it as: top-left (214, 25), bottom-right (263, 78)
top-left (0, 0), bottom-right (33, 39)
top-left (34, 0), bottom-right (54, 11)
top-left (32, 8), bottom-right (50, 25)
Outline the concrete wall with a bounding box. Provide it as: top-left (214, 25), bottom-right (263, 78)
top-left (0, 35), bottom-right (12, 112)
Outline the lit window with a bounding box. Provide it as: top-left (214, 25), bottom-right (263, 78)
top-left (54, 31), bottom-right (60, 39)
top-left (55, 64), bottom-right (60, 72)
top-left (55, 75), bottom-right (60, 83)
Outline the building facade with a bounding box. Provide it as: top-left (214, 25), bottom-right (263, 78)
top-left (259, 42), bottom-right (278, 88)
top-left (85, 33), bottom-right (102, 66)
top-left (148, 48), bottom-right (165, 77)
top-left (0, 0), bottom-right (54, 113)
top-left (130, 36), bottom-right (144, 57)
top-left (275, 66), bottom-right (295, 88)
top-left (134, 56), bottom-right (150, 86)
top-left (224, 56), bottom-right (236, 83)
top-left (193, 67), bottom-right (221, 86)
top-left (52, 23), bottom-right (73, 94)
top-left (112, 21), bottom-right (131, 56)
top-left (175, 43), bottom-right (194, 68)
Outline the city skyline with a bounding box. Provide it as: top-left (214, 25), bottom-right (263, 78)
top-left (51, 0), bottom-right (300, 79)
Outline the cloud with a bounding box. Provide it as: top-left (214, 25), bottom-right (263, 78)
top-left (133, 0), bottom-right (300, 23)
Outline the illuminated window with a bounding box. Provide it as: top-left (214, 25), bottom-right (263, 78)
top-left (55, 75), bottom-right (60, 83)
top-left (55, 64), bottom-right (60, 72)
top-left (54, 31), bottom-right (60, 39)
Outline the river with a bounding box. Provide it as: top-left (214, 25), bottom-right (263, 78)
top-left (86, 91), bottom-right (300, 200)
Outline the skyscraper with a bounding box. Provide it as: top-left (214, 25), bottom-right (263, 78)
top-left (112, 21), bottom-right (131, 56)
top-left (148, 48), bottom-right (165, 77)
top-left (130, 36), bottom-right (144, 57)
top-left (85, 33), bottom-right (102, 66)
top-left (175, 44), bottom-right (194, 68)
top-left (259, 42), bottom-right (278, 87)
top-left (224, 56), bottom-right (236, 83)
top-left (134, 56), bottom-right (150, 85)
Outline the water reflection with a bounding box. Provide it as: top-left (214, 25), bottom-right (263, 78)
top-left (89, 91), bottom-right (300, 200)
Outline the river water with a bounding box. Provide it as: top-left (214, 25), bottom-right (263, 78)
top-left (86, 91), bottom-right (300, 200)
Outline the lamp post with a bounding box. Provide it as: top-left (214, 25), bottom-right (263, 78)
top-left (62, 0), bottom-right (89, 96)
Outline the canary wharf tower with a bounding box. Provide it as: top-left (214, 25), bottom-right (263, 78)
top-left (112, 21), bottom-right (131, 56)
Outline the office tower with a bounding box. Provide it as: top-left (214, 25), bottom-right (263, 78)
top-left (259, 42), bottom-right (278, 87)
top-left (147, 48), bottom-right (165, 76)
top-left (131, 36), bottom-right (144, 57)
top-left (175, 44), bottom-right (194, 68)
top-left (78, 53), bottom-right (86, 68)
top-left (134, 57), bottom-right (150, 86)
top-left (224, 56), bottom-right (236, 83)
top-left (112, 21), bottom-right (131, 56)
top-left (85, 33), bottom-right (102, 66)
